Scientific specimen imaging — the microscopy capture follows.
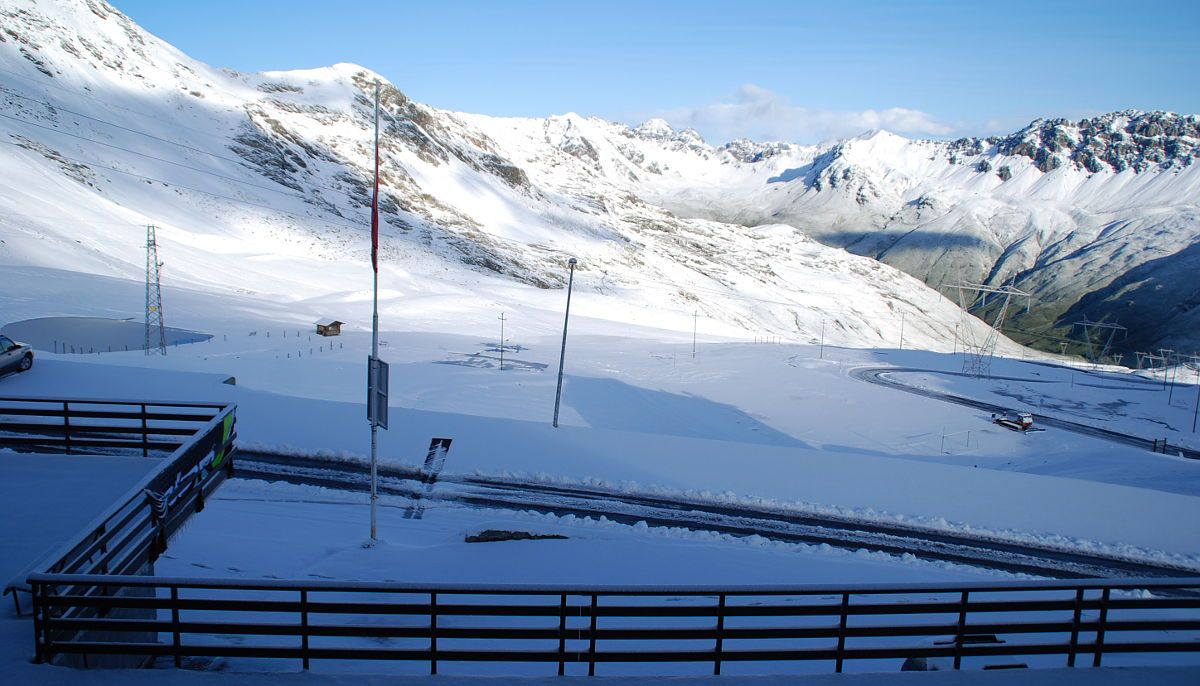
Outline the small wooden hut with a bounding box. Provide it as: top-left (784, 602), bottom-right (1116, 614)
top-left (315, 319), bottom-right (343, 337)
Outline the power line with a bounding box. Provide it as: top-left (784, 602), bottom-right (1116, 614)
top-left (1, 138), bottom-right (362, 231)
top-left (0, 110), bottom-right (316, 199)
top-left (0, 84), bottom-right (254, 169)
top-left (0, 64), bottom-right (256, 143)
top-left (0, 78), bottom-right (366, 197)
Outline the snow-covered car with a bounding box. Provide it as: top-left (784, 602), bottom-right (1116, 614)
top-left (0, 335), bottom-right (33, 375)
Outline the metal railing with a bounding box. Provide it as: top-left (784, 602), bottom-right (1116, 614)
top-left (1, 397), bottom-right (236, 613)
top-left (25, 575), bottom-right (1200, 674)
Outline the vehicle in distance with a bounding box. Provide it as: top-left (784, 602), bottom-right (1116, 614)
top-left (0, 335), bottom-right (33, 375)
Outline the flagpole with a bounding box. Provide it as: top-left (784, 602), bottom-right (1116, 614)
top-left (369, 81), bottom-right (380, 542)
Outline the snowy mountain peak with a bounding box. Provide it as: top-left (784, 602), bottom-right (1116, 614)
top-left (2, 0), bottom-right (1199, 355)
top-left (633, 118), bottom-right (675, 138)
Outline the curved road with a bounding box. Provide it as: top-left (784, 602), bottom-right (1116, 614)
top-left (850, 366), bottom-right (1200, 460)
top-left (235, 450), bottom-right (1199, 582)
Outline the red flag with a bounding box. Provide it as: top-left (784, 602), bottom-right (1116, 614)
top-left (371, 154), bottom-right (379, 272)
top-left (371, 83), bottom-right (380, 273)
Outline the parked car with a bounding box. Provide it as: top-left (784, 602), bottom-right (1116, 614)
top-left (0, 335), bottom-right (33, 375)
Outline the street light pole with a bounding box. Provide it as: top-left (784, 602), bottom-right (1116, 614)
top-left (552, 257), bottom-right (577, 428)
top-left (692, 311), bottom-right (698, 359)
top-left (498, 312), bottom-right (506, 371)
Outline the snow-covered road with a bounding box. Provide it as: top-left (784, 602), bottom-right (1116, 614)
top-left (235, 449), bottom-right (1200, 579)
top-left (850, 366), bottom-right (1200, 460)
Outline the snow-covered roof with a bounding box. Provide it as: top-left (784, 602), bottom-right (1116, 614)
top-left (315, 319), bottom-right (343, 327)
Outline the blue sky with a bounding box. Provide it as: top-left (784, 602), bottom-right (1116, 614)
top-left (111, 0), bottom-right (1200, 144)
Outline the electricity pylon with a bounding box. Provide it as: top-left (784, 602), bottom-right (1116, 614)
top-left (947, 281), bottom-right (1031, 377)
top-left (1072, 319), bottom-right (1126, 363)
top-left (145, 224), bottom-right (167, 355)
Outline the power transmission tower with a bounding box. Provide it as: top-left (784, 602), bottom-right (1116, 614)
top-left (947, 282), bottom-right (1031, 377)
top-left (1072, 319), bottom-right (1126, 363)
top-left (144, 224), bottom-right (167, 356)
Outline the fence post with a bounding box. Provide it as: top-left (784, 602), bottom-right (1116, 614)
top-left (31, 582), bottom-right (44, 664)
top-left (835, 593), bottom-right (849, 673)
top-left (1092, 588), bottom-right (1111, 667)
top-left (63, 401), bottom-right (71, 454)
top-left (1067, 587), bottom-right (1084, 667)
top-left (141, 404), bottom-right (149, 457)
top-left (430, 592), bottom-right (438, 675)
top-left (953, 591), bottom-right (969, 670)
top-left (558, 594), bottom-right (567, 676)
top-left (171, 586), bottom-right (181, 668)
top-left (300, 589), bottom-right (309, 670)
top-left (42, 582), bottom-right (56, 665)
top-left (713, 594), bottom-right (726, 675)
top-left (587, 594), bottom-right (598, 676)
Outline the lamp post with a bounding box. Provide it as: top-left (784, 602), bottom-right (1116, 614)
top-left (552, 257), bottom-right (577, 428)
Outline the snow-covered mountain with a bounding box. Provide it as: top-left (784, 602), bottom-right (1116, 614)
top-left (1, 0), bottom-right (1194, 357)
top-left (644, 114), bottom-right (1200, 355)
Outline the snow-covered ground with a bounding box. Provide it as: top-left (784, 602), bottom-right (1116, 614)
top-left (2, 301), bottom-right (1197, 565)
top-left (1, 3), bottom-right (1198, 680)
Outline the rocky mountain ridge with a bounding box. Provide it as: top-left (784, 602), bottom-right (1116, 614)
top-left (1, 0), bottom-right (1197, 357)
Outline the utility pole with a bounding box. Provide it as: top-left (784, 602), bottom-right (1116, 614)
top-left (1160, 349), bottom-right (1174, 389)
top-left (1193, 373), bottom-right (1199, 433)
top-left (552, 257), bottom-right (577, 428)
top-left (498, 312), bottom-right (506, 371)
top-left (692, 311), bottom-right (698, 359)
top-left (819, 319), bottom-right (825, 359)
top-left (1168, 355), bottom-right (1179, 403)
top-left (144, 224), bottom-right (167, 355)
top-left (899, 312), bottom-right (905, 350)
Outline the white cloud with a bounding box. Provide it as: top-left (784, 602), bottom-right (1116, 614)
top-left (651, 85), bottom-right (957, 144)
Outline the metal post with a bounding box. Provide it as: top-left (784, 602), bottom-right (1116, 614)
top-left (819, 319), bottom-right (825, 359)
top-left (368, 80), bottom-right (381, 542)
top-left (1193, 377), bottom-right (1199, 433)
top-left (1067, 587), bottom-right (1084, 667)
top-left (140, 403), bottom-right (149, 457)
top-left (835, 592), bottom-right (849, 673)
top-left (692, 310), bottom-right (698, 359)
top-left (498, 312), bottom-right (506, 371)
top-left (713, 594), bottom-right (725, 675)
top-left (171, 586), bottom-right (181, 668)
top-left (430, 592), bottom-right (438, 675)
top-left (587, 592), bottom-right (598, 676)
top-left (557, 593), bottom-right (567, 676)
top-left (1168, 361), bottom-right (1179, 404)
top-left (300, 589), bottom-right (310, 670)
top-left (31, 583), bottom-right (42, 663)
top-left (552, 257), bottom-right (577, 428)
top-left (953, 591), bottom-right (969, 669)
top-left (899, 311), bottom-right (905, 350)
top-left (1093, 588), bottom-right (1110, 667)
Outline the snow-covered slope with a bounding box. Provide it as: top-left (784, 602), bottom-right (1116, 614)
top-left (636, 118), bottom-right (1200, 355)
top-left (0, 0), bottom-right (1020, 354)
top-left (2, 0), bottom-right (1193, 357)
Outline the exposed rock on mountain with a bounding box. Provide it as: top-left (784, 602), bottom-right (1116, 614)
top-left (1, 0), bottom-right (1197, 358)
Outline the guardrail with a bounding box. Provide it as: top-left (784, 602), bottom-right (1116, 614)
top-left (25, 575), bottom-right (1200, 674)
top-left (1, 397), bottom-right (236, 616)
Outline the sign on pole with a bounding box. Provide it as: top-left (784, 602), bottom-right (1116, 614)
top-left (367, 356), bottom-right (389, 429)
